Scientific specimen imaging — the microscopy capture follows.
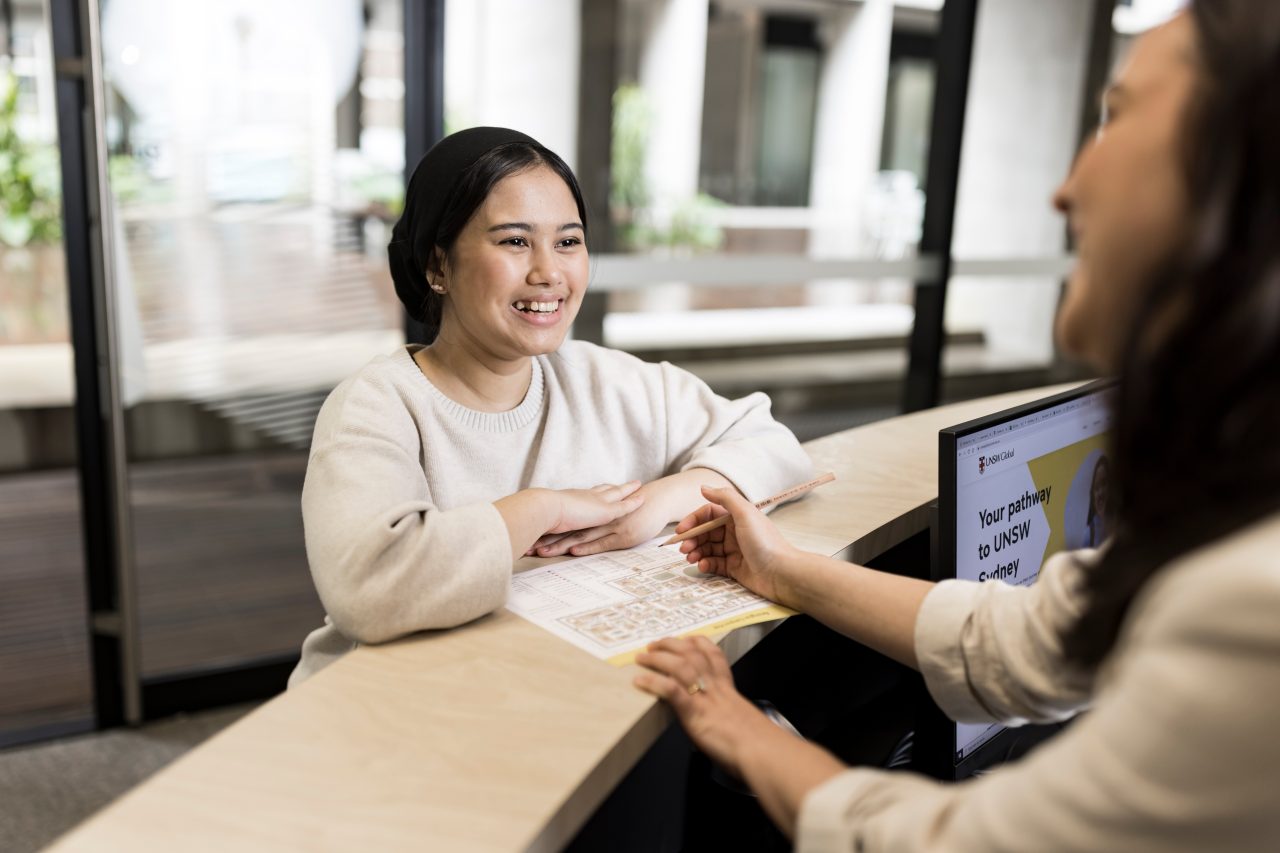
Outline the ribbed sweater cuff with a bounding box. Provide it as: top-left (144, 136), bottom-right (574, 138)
top-left (916, 579), bottom-right (993, 723)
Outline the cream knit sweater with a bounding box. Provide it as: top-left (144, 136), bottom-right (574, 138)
top-left (290, 341), bottom-right (813, 684)
top-left (798, 512), bottom-right (1280, 851)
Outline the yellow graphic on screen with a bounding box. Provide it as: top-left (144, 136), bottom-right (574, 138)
top-left (1026, 434), bottom-right (1109, 560)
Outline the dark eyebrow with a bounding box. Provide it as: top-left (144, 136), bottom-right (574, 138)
top-left (487, 222), bottom-right (584, 234)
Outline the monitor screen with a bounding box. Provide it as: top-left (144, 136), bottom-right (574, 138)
top-left (943, 383), bottom-right (1113, 764)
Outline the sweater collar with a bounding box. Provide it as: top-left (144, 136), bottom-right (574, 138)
top-left (398, 346), bottom-right (545, 432)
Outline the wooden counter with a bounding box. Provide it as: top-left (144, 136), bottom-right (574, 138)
top-left (49, 384), bottom-right (1081, 852)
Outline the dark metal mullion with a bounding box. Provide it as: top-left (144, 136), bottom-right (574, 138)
top-left (50, 0), bottom-right (121, 728)
top-left (902, 0), bottom-right (980, 413)
top-left (1077, 0), bottom-right (1118, 151)
top-left (49, 0), bottom-right (138, 727)
top-left (402, 0), bottom-right (446, 345)
top-left (2, 0), bottom-right (13, 58)
top-left (573, 0), bottom-right (621, 346)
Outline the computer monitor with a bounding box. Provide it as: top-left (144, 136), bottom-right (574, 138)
top-left (928, 380), bottom-right (1114, 779)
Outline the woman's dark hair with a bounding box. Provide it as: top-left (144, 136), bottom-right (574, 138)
top-left (392, 136), bottom-right (588, 341)
top-left (1063, 0), bottom-right (1280, 665)
top-left (1085, 455), bottom-right (1110, 528)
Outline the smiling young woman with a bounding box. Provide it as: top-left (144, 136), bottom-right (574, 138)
top-left (288, 127), bottom-right (812, 684)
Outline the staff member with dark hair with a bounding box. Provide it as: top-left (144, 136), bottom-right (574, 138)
top-left (290, 128), bottom-right (811, 684)
top-left (637, 3), bottom-right (1280, 849)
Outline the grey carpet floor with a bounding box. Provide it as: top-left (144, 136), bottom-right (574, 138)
top-left (0, 704), bottom-right (256, 853)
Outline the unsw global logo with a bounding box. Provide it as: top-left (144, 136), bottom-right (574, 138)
top-left (978, 449), bottom-right (1015, 475)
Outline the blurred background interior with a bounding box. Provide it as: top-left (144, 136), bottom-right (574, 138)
top-left (0, 0), bottom-right (1179, 763)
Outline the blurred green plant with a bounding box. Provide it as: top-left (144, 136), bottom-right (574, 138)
top-left (350, 170), bottom-right (404, 218)
top-left (657, 192), bottom-right (725, 253)
top-left (609, 83), bottom-right (723, 253)
top-left (0, 71), bottom-right (62, 248)
top-left (610, 83), bottom-right (650, 216)
top-left (107, 153), bottom-right (173, 206)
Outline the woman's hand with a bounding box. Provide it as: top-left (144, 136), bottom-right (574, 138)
top-left (636, 635), bottom-right (849, 837)
top-left (544, 481), bottom-right (646, 534)
top-left (529, 470), bottom-right (733, 558)
top-left (528, 488), bottom-right (671, 556)
top-left (676, 485), bottom-right (799, 604)
top-left (497, 482), bottom-right (644, 561)
top-left (633, 636), bottom-right (775, 777)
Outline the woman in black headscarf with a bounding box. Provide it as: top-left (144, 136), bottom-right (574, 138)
top-left (290, 127), bottom-right (811, 683)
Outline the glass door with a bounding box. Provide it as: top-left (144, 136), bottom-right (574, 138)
top-left (95, 0), bottom-right (407, 692)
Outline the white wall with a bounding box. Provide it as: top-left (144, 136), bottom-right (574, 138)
top-left (637, 0), bottom-right (710, 214)
top-left (807, 0), bottom-right (893, 259)
top-left (803, 0), bottom-right (895, 306)
top-left (444, 0), bottom-right (581, 169)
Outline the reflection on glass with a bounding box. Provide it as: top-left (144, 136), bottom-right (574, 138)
top-left (98, 0), bottom-right (405, 677)
top-left (0, 13), bottom-right (93, 743)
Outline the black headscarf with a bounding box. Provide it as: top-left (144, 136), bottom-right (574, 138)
top-left (388, 126), bottom-right (538, 323)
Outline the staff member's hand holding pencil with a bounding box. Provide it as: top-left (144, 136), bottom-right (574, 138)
top-left (663, 473), bottom-right (835, 604)
top-left (661, 473), bottom-right (834, 546)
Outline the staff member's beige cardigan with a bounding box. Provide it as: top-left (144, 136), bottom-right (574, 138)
top-left (798, 513), bottom-right (1280, 852)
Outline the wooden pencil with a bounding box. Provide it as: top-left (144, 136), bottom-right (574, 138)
top-left (660, 472), bottom-right (835, 546)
